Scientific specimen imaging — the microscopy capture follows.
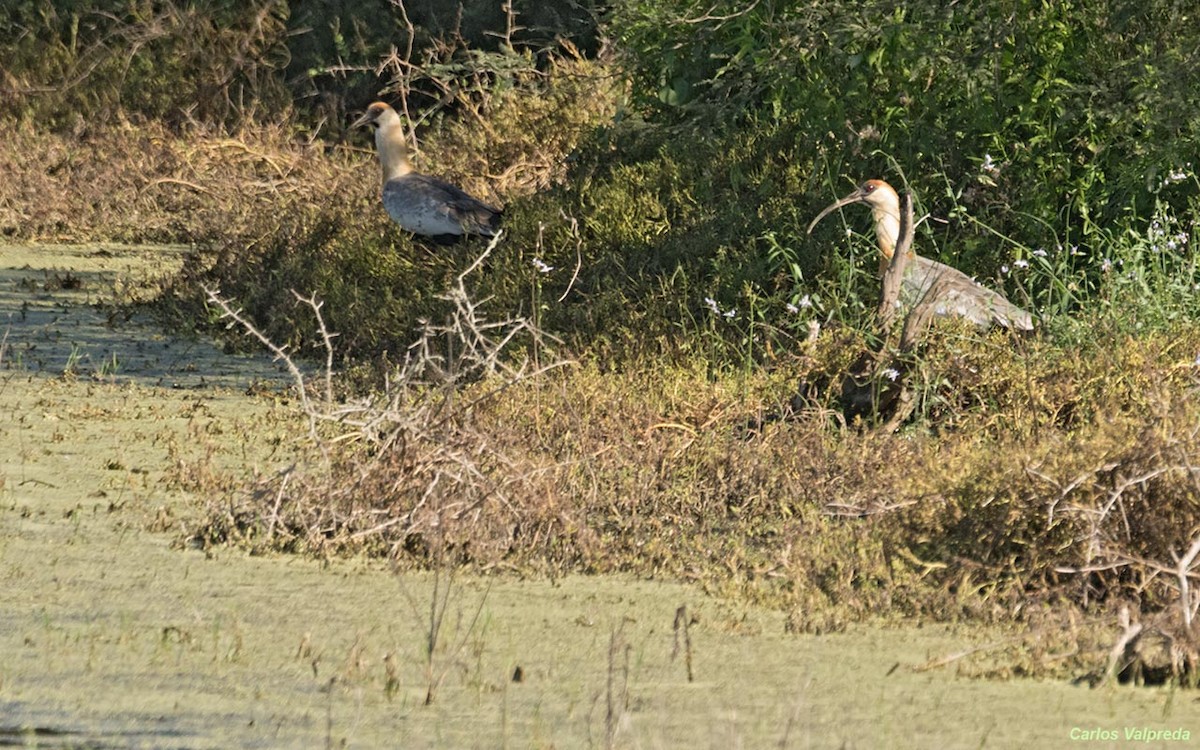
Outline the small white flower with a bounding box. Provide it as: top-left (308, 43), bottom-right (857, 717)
top-left (1033, 248), bottom-right (1048, 258)
top-left (1014, 259), bottom-right (1029, 269)
top-left (798, 294), bottom-right (812, 308)
top-left (724, 308), bottom-right (737, 319)
top-left (1101, 258), bottom-right (1113, 272)
top-left (1193, 352), bottom-right (1200, 367)
top-left (704, 296), bottom-right (720, 313)
top-left (532, 258), bottom-right (554, 273)
top-left (882, 368), bottom-right (900, 381)
top-left (982, 153), bottom-right (998, 173)
top-left (785, 303), bottom-right (799, 314)
top-left (1000, 264), bottom-right (1010, 274)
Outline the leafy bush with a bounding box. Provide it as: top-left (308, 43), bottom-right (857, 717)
top-left (606, 0), bottom-right (1200, 317)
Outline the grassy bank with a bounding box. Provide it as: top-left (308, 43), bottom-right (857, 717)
top-left (4, 0), bottom-right (1200, 685)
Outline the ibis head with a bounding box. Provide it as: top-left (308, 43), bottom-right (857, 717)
top-left (352, 101), bottom-right (411, 183)
top-left (350, 101), bottom-right (400, 131)
top-left (807, 179), bottom-right (903, 262)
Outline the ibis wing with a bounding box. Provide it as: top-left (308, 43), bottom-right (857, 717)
top-left (904, 256), bottom-right (1034, 331)
top-left (383, 174), bottom-right (501, 237)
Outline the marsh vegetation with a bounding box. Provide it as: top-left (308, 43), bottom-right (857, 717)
top-left (3, 5), bottom-right (1200, 740)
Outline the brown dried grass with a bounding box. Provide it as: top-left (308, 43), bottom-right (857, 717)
top-left (0, 117), bottom-right (357, 243)
top-left (174, 303), bottom-right (1200, 683)
top-left (0, 52), bottom-right (613, 246)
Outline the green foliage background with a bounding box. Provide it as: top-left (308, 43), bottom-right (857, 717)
top-left (0, 0), bottom-right (601, 128)
top-left (605, 0), bottom-right (1200, 328)
top-left (4, 0), bottom-right (1198, 361)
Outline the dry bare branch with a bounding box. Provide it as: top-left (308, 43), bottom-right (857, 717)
top-left (199, 232), bottom-right (576, 561)
top-left (877, 192), bottom-right (915, 332)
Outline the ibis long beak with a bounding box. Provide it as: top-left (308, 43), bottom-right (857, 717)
top-left (806, 188), bottom-right (868, 234)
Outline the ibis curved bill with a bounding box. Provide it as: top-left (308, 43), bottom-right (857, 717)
top-left (352, 101), bottom-right (502, 244)
top-left (808, 179), bottom-right (1034, 331)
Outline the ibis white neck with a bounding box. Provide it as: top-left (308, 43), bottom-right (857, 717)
top-left (373, 109), bottom-right (412, 184)
top-left (869, 187), bottom-right (902, 260)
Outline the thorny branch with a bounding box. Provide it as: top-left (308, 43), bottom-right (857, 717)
top-left (202, 232), bottom-right (574, 558)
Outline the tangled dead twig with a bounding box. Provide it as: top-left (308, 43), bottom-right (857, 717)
top-left (194, 233), bottom-right (576, 562)
top-left (204, 284), bottom-right (340, 449)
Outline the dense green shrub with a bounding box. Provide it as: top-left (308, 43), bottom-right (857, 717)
top-left (603, 0), bottom-right (1200, 318)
